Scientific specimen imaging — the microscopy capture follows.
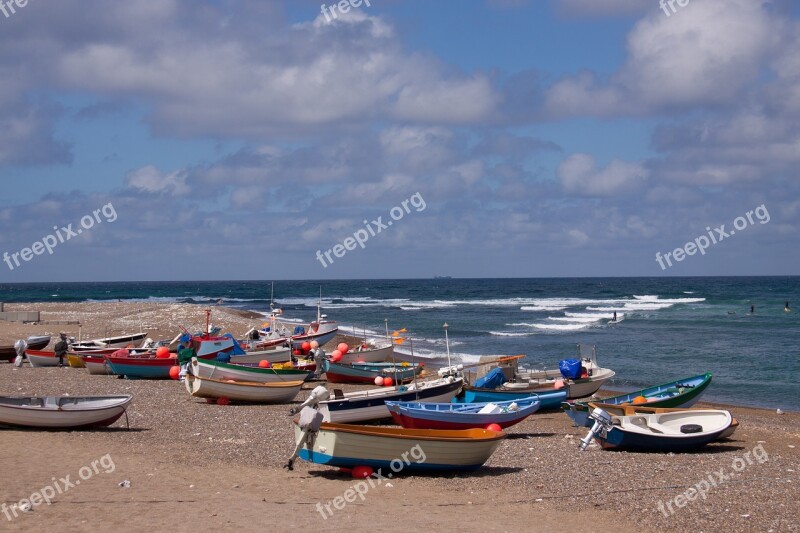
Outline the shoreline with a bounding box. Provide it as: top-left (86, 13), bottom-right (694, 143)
top-left (0, 301), bottom-right (795, 413)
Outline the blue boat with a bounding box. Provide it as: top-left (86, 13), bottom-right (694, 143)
top-left (386, 396), bottom-right (540, 430)
top-left (456, 388), bottom-right (567, 410)
top-left (563, 373), bottom-right (712, 427)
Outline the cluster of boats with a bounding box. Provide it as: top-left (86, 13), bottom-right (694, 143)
top-left (1, 310), bottom-right (740, 475)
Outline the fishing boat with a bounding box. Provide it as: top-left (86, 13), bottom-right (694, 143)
top-left (25, 349), bottom-right (69, 367)
top-left (290, 420), bottom-right (505, 472)
top-left (82, 355), bottom-right (115, 375)
top-left (105, 354), bottom-right (178, 379)
top-left (70, 332), bottom-right (148, 350)
top-left (579, 407), bottom-right (734, 452)
top-left (255, 293), bottom-right (339, 349)
top-left (386, 396), bottom-right (540, 430)
top-left (563, 373), bottom-right (713, 427)
top-left (184, 374), bottom-right (303, 403)
top-left (509, 345), bottom-right (615, 399)
top-left (189, 357), bottom-right (311, 383)
top-left (457, 388), bottom-right (567, 410)
top-left (228, 347), bottom-right (292, 365)
top-left (338, 343), bottom-right (394, 364)
top-left (322, 359), bottom-right (424, 384)
top-left (0, 395), bottom-right (132, 429)
top-left (0, 335), bottom-right (50, 362)
top-left (66, 354), bottom-right (86, 368)
top-left (586, 402), bottom-right (739, 439)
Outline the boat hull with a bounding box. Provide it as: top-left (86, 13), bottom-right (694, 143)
top-left (323, 360), bottom-right (422, 384)
top-left (564, 373), bottom-right (713, 427)
top-left (294, 422), bottom-right (504, 472)
top-left (106, 357), bottom-right (178, 379)
top-left (459, 389), bottom-right (567, 410)
top-left (506, 368), bottom-right (615, 399)
top-left (228, 348), bottom-right (292, 365)
top-left (320, 378), bottom-right (464, 423)
top-left (84, 356), bottom-right (115, 375)
top-left (386, 397), bottom-right (540, 430)
top-left (71, 333), bottom-right (148, 350)
top-left (0, 336), bottom-right (50, 361)
top-left (339, 344), bottom-right (393, 365)
top-left (594, 410), bottom-right (732, 452)
top-left (0, 395), bottom-right (132, 429)
top-left (25, 350), bottom-right (66, 367)
top-left (190, 358), bottom-right (310, 383)
top-left (184, 374), bottom-right (303, 403)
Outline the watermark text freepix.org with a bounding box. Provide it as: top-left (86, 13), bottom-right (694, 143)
top-left (657, 443), bottom-right (768, 517)
top-left (655, 204), bottom-right (769, 271)
top-left (315, 192), bottom-right (425, 268)
top-left (316, 444), bottom-right (426, 520)
top-left (3, 202), bottom-right (117, 271)
top-left (320, 0), bottom-right (370, 23)
top-left (660, 0), bottom-right (690, 17)
top-left (2, 453), bottom-right (116, 521)
top-left (0, 0), bottom-right (29, 20)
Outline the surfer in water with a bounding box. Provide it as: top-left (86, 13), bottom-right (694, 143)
top-left (612, 311), bottom-right (617, 322)
top-left (786, 301), bottom-right (791, 313)
top-left (750, 304), bottom-right (755, 314)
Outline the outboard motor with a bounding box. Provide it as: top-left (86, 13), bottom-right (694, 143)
top-left (311, 348), bottom-right (326, 378)
top-left (13, 339), bottom-right (27, 367)
top-left (579, 407), bottom-right (613, 451)
top-left (285, 385), bottom-right (330, 470)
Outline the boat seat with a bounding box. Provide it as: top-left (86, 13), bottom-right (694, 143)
top-left (332, 389), bottom-right (345, 400)
top-left (44, 397), bottom-right (59, 408)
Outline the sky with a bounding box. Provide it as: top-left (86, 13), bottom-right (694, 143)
top-left (0, 0), bottom-right (798, 281)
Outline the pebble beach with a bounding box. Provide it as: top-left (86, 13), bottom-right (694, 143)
top-left (1, 302), bottom-right (798, 532)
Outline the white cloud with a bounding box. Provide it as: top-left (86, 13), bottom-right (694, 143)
top-left (126, 165), bottom-right (189, 195)
top-left (558, 154), bottom-right (648, 196)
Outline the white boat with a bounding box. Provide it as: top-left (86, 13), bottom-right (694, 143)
top-left (184, 374), bottom-right (304, 403)
top-left (25, 350), bottom-right (64, 367)
top-left (317, 376), bottom-right (464, 423)
top-left (580, 408), bottom-right (734, 452)
top-left (190, 357), bottom-right (310, 383)
top-left (290, 420), bottom-right (505, 472)
top-left (255, 292), bottom-right (338, 348)
top-left (0, 395), bottom-right (132, 429)
top-left (338, 343), bottom-right (393, 364)
top-left (511, 344), bottom-right (615, 399)
top-left (70, 332), bottom-right (148, 350)
top-left (228, 347), bottom-right (292, 365)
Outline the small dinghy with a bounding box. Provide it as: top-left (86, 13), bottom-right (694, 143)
top-left (0, 395), bottom-right (133, 429)
top-left (579, 407), bottom-right (733, 452)
top-left (587, 402), bottom-right (740, 440)
top-left (322, 359), bottom-right (424, 384)
top-left (190, 357), bottom-right (311, 383)
top-left (386, 396), bottom-right (540, 430)
top-left (0, 336), bottom-right (50, 362)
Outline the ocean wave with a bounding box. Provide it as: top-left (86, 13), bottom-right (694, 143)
top-left (520, 305), bottom-right (569, 311)
top-left (565, 312), bottom-right (625, 319)
top-left (528, 323), bottom-right (592, 331)
top-left (546, 316), bottom-right (604, 323)
top-left (488, 331), bottom-right (535, 337)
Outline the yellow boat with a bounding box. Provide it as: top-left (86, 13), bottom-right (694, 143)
top-left (67, 354), bottom-right (86, 368)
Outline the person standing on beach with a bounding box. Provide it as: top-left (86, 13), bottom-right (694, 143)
top-left (54, 333), bottom-right (68, 367)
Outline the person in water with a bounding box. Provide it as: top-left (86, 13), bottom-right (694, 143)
top-left (750, 304), bottom-right (755, 314)
top-left (612, 311), bottom-right (617, 322)
top-left (785, 301), bottom-right (791, 312)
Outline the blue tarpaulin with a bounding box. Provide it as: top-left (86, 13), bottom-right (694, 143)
top-left (222, 333), bottom-right (246, 355)
top-left (559, 359), bottom-right (582, 379)
top-left (474, 367), bottom-right (507, 389)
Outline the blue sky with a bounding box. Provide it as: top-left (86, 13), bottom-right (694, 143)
top-left (0, 0), bottom-right (798, 281)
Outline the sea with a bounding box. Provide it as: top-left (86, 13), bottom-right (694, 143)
top-left (1, 277), bottom-right (798, 411)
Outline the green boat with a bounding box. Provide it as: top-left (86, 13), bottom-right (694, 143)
top-left (562, 372), bottom-right (712, 427)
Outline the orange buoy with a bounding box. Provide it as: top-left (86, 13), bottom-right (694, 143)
top-left (632, 395), bottom-right (648, 404)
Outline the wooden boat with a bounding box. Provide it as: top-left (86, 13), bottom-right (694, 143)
top-left (184, 374), bottom-right (303, 403)
top-left (338, 343), bottom-right (394, 365)
top-left (0, 395), bottom-right (132, 429)
top-left (458, 388), bottom-right (567, 410)
top-left (25, 349), bottom-right (68, 367)
top-left (583, 408), bottom-right (733, 452)
top-left (66, 354), bottom-right (86, 368)
top-left (256, 302), bottom-right (339, 349)
top-left (190, 357), bottom-right (311, 383)
top-left (510, 344), bottom-right (615, 399)
top-left (563, 373), bottom-right (713, 427)
top-left (82, 355), bottom-right (115, 375)
top-left (71, 332), bottom-right (148, 350)
top-left (105, 355), bottom-right (178, 379)
top-left (0, 335), bottom-right (50, 362)
top-left (228, 347), bottom-right (292, 365)
top-left (322, 359), bottom-right (423, 384)
top-left (292, 420), bottom-right (505, 472)
top-left (587, 402), bottom-right (740, 439)
top-left (318, 377), bottom-right (464, 423)
top-left (386, 396), bottom-right (540, 430)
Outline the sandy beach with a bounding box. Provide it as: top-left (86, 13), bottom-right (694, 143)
top-left (0, 303), bottom-right (798, 532)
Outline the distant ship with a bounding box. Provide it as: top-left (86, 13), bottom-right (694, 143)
top-left (433, 275), bottom-right (452, 279)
